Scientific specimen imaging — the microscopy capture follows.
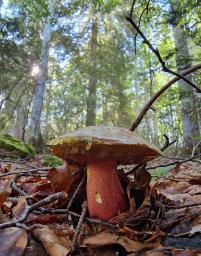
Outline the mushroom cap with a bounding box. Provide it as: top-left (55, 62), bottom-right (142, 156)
top-left (48, 126), bottom-right (162, 164)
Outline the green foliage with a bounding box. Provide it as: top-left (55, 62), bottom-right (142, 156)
top-left (1, 0), bottom-right (200, 154)
top-left (149, 166), bottom-right (172, 178)
top-left (42, 154), bottom-right (63, 167)
top-left (0, 134), bottom-right (35, 158)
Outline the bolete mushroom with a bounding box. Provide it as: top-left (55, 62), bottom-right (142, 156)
top-left (48, 126), bottom-right (161, 220)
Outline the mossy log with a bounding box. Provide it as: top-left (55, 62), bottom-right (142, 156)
top-left (0, 134), bottom-right (35, 158)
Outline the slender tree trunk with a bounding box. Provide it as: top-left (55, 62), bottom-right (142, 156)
top-left (86, 6), bottom-right (98, 126)
top-left (169, 2), bottom-right (200, 154)
top-left (29, 0), bottom-right (56, 148)
top-left (117, 81), bottom-right (130, 128)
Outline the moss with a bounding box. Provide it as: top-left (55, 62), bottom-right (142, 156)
top-left (0, 134), bottom-right (35, 158)
top-left (42, 154), bottom-right (63, 167)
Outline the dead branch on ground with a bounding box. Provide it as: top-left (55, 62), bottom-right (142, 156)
top-left (0, 192), bottom-right (67, 229)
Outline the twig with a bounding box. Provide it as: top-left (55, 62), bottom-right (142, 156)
top-left (0, 167), bottom-right (50, 178)
top-left (68, 201), bottom-right (88, 255)
top-left (160, 134), bottom-right (177, 152)
top-left (0, 192), bottom-right (67, 229)
top-left (125, 134), bottom-right (177, 176)
top-left (37, 208), bottom-right (117, 228)
top-left (146, 153), bottom-right (201, 170)
top-left (160, 213), bottom-right (200, 231)
top-left (66, 175), bottom-right (86, 211)
top-left (16, 223), bottom-right (45, 231)
top-left (126, 12), bottom-right (201, 93)
top-left (129, 0), bottom-right (136, 18)
top-left (11, 180), bottom-right (31, 198)
top-left (191, 141), bottom-right (201, 157)
top-left (134, 0), bottom-right (150, 54)
top-left (125, 163), bottom-right (146, 176)
top-left (156, 199), bottom-right (201, 210)
top-left (129, 63), bottom-right (201, 131)
top-left (0, 79), bottom-right (21, 110)
top-left (0, 158), bottom-right (43, 169)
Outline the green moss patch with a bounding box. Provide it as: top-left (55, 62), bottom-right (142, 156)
top-left (0, 134), bottom-right (35, 158)
top-left (42, 154), bottom-right (63, 167)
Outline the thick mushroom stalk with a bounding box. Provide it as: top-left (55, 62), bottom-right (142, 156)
top-left (87, 159), bottom-right (129, 220)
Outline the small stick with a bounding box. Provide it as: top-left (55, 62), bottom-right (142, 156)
top-left (160, 134), bottom-right (177, 152)
top-left (146, 153), bottom-right (201, 170)
top-left (66, 175), bottom-right (86, 211)
top-left (0, 167), bottom-right (50, 178)
top-left (37, 207), bottom-right (117, 228)
top-left (0, 158), bottom-right (42, 169)
top-left (68, 201), bottom-right (88, 255)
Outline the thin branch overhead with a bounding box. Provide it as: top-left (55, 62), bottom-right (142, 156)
top-left (129, 63), bottom-right (201, 131)
top-left (126, 0), bottom-right (201, 93)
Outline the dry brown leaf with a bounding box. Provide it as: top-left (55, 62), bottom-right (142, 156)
top-left (0, 227), bottom-right (28, 256)
top-left (0, 176), bottom-right (14, 208)
top-left (151, 163), bottom-right (201, 206)
top-left (29, 182), bottom-right (53, 198)
top-left (23, 236), bottom-right (47, 256)
top-left (84, 231), bottom-right (157, 253)
top-left (47, 162), bottom-right (78, 193)
top-left (12, 196), bottom-right (27, 220)
top-left (172, 249), bottom-right (201, 256)
top-left (32, 225), bottom-right (71, 256)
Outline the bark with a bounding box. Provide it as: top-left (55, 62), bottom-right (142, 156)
top-left (169, 2), bottom-right (200, 154)
top-left (86, 6), bottom-right (98, 126)
top-left (148, 54), bottom-right (159, 145)
top-left (0, 0), bottom-right (2, 11)
top-left (13, 95), bottom-right (29, 140)
top-left (29, 0), bottom-right (56, 148)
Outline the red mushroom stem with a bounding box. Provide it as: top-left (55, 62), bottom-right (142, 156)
top-left (86, 159), bottom-right (129, 220)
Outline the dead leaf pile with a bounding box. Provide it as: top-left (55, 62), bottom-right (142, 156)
top-left (0, 158), bottom-right (201, 256)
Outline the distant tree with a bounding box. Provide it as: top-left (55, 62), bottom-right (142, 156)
top-left (29, 0), bottom-right (57, 148)
top-left (168, 0), bottom-right (200, 154)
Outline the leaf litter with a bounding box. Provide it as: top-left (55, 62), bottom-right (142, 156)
top-left (0, 157), bottom-right (201, 255)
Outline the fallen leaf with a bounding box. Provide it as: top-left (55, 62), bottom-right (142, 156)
top-left (84, 231), bottom-right (157, 253)
top-left (0, 176), bottom-right (14, 208)
top-left (0, 227), bottom-right (28, 256)
top-left (48, 162), bottom-right (78, 193)
top-left (23, 235), bottom-right (47, 256)
top-left (12, 197), bottom-right (27, 220)
top-left (32, 225), bottom-right (71, 256)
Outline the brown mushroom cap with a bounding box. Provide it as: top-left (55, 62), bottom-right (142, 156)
top-left (48, 126), bottom-right (161, 164)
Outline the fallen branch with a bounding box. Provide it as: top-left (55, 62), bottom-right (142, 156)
top-left (68, 201), bottom-right (88, 255)
top-left (36, 208), bottom-right (118, 228)
top-left (0, 166), bottom-right (50, 178)
top-left (160, 134), bottom-right (177, 152)
top-left (0, 192), bottom-right (67, 229)
top-left (125, 134), bottom-right (177, 176)
top-left (66, 175), bottom-right (86, 211)
top-left (0, 158), bottom-right (45, 169)
top-left (146, 153), bottom-right (201, 170)
top-left (129, 63), bottom-right (201, 131)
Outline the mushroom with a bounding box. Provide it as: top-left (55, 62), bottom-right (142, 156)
top-left (48, 126), bottom-right (161, 220)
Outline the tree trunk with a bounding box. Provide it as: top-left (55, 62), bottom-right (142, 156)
top-left (117, 81), bottom-right (130, 128)
top-left (86, 5), bottom-right (98, 126)
top-left (169, 2), bottom-right (200, 154)
top-left (29, 0), bottom-right (56, 148)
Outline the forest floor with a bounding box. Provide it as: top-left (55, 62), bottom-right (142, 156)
top-left (0, 155), bottom-right (201, 256)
